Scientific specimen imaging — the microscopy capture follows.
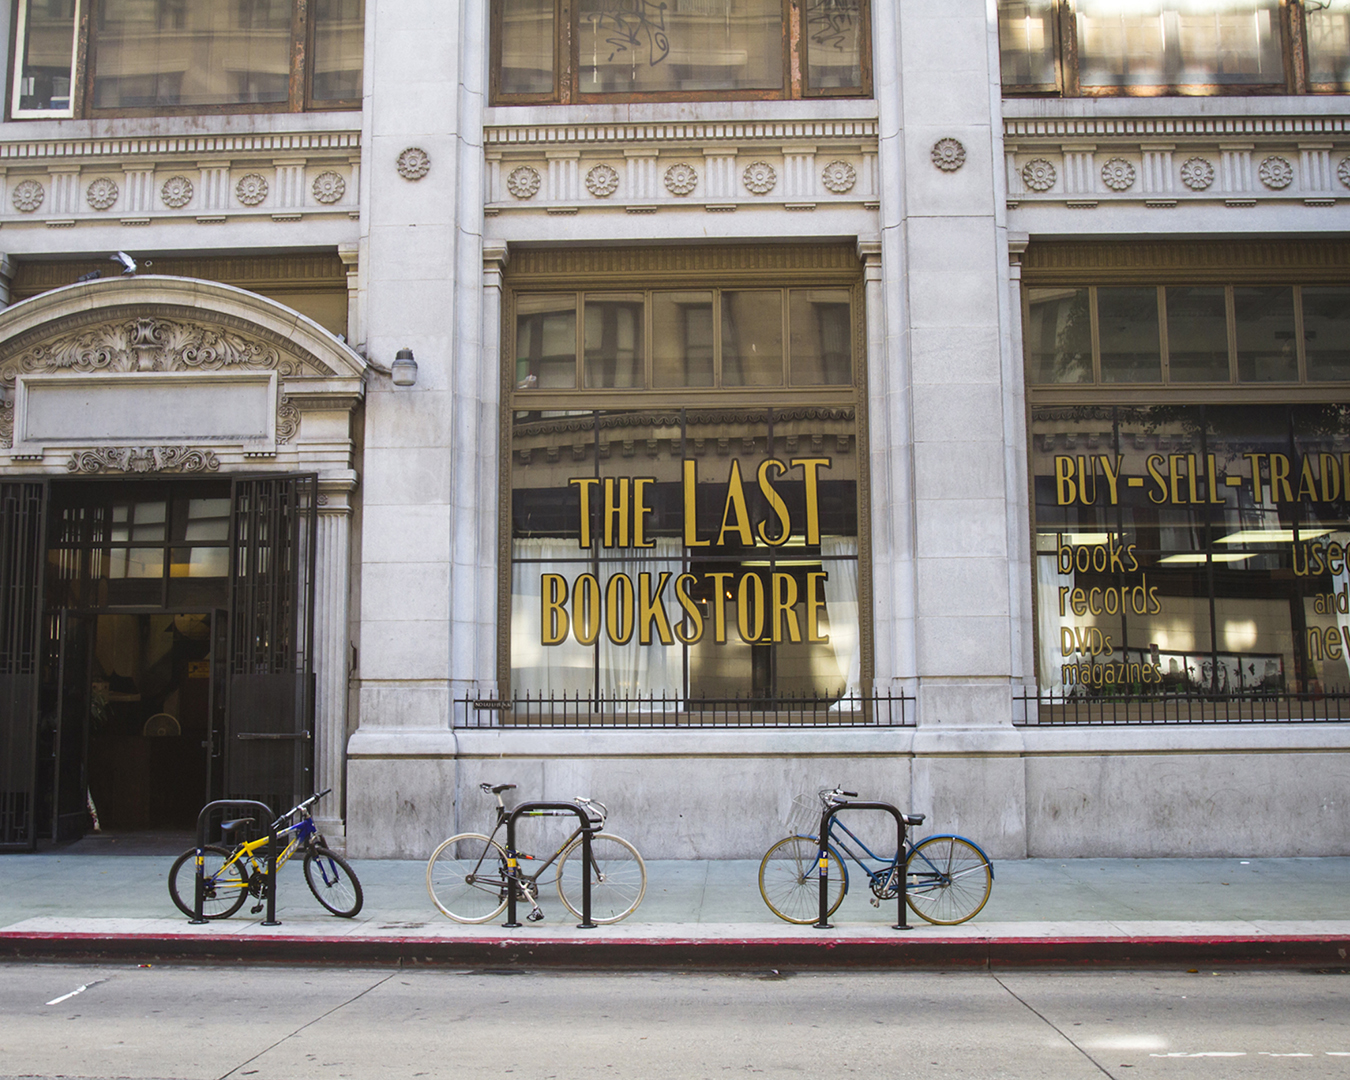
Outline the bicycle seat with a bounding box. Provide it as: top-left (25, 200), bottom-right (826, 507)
top-left (903, 813), bottom-right (926, 826)
top-left (220, 817), bottom-right (254, 832)
top-left (489, 783), bottom-right (517, 794)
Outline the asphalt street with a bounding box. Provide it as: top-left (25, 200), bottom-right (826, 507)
top-left (1, 964), bottom-right (1347, 1079)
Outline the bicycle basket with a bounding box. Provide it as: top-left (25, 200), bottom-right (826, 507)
top-left (787, 794), bottom-right (824, 834)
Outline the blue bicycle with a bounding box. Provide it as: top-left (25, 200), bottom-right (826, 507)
top-left (758, 787), bottom-right (994, 925)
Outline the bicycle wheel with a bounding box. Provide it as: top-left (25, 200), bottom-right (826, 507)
top-left (905, 835), bottom-right (993, 925)
top-left (758, 835), bottom-right (846, 925)
top-left (167, 845), bottom-right (250, 920)
top-left (304, 846), bottom-right (364, 917)
top-left (427, 832), bottom-right (510, 923)
top-left (557, 833), bottom-right (647, 924)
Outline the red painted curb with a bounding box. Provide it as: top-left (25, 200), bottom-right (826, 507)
top-left (1, 932), bottom-right (1347, 969)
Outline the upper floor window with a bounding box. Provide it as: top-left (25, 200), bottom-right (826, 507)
top-left (1000, 0), bottom-right (1349, 96)
top-left (493, 0), bottom-right (871, 105)
top-left (12, 0), bottom-right (364, 120)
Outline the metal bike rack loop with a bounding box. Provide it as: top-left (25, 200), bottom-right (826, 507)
top-left (503, 802), bottom-right (597, 929)
top-left (190, 799), bottom-right (278, 926)
top-left (814, 801), bottom-right (913, 931)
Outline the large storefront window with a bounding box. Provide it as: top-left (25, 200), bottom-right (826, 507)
top-left (494, 0), bottom-right (870, 104)
top-left (504, 248), bottom-right (866, 705)
top-left (999, 0), bottom-right (1347, 96)
top-left (1025, 242), bottom-right (1350, 706)
top-left (1033, 404), bottom-right (1350, 698)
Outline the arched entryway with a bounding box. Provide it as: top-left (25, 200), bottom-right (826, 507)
top-left (0, 276), bottom-right (366, 849)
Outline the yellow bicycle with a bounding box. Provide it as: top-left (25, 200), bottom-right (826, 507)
top-left (167, 789), bottom-right (362, 919)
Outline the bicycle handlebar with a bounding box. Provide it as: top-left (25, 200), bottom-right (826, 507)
top-left (270, 788), bottom-right (332, 829)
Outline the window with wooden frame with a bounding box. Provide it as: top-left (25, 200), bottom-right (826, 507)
top-left (493, 0), bottom-right (871, 105)
top-left (999, 0), bottom-right (1350, 96)
top-left (502, 245), bottom-right (870, 707)
top-left (1023, 241), bottom-right (1350, 712)
top-left (10, 0), bottom-right (364, 120)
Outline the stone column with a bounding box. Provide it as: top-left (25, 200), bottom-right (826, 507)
top-left (313, 474), bottom-right (356, 839)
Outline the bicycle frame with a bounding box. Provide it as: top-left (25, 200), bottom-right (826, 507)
top-left (482, 810), bottom-right (588, 892)
top-left (819, 814), bottom-right (905, 895)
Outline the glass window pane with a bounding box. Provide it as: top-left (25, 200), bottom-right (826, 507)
top-left (14, 0), bottom-right (78, 114)
top-left (578, 0), bottom-right (782, 94)
top-left (1098, 287), bottom-right (1161, 383)
top-left (789, 289), bottom-right (851, 386)
top-left (311, 0), bottom-right (365, 101)
top-left (1077, 0), bottom-right (1281, 88)
top-left (584, 293), bottom-right (645, 389)
top-left (1303, 286), bottom-right (1350, 382)
top-left (182, 498), bottom-right (232, 542)
top-left (805, 1), bottom-right (864, 91)
top-left (999, 0), bottom-right (1058, 89)
top-left (721, 290), bottom-right (783, 387)
top-left (112, 548), bottom-right (164, 580)
top-left (516, 294), bottom-right (577, 390)
top-left (653, 291), bottom-right (714, 388)
top-left (1234, 286), bottom-right (1297, 382)
top-left (170, 547), bottom-right (229, 578)
top-left (1025, 287), bottom-right (1091, 384)
top-left (1166, 286), bottom-right (1229, 383)
top-left (1307, 0), bottom-right (1350, 86)
top-left (499, 0), bottom-right (554, 95)
top-left (92, 0), bottom-right (291, 109)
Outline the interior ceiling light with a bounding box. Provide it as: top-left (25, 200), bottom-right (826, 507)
top-left (1216, 528), bottom-right (1334, 544)
top-left (1160, 553), bottom-right (1255, 564)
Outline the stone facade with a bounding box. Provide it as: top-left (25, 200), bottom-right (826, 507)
top-left (1, 0), bottom-right (1347, 859)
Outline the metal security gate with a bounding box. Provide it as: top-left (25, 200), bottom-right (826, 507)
top-left (225, 475), bottom-right (318, 815)
top-left (0, 482), bottom-right (45, 850)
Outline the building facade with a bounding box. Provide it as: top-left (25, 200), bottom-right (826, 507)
top-left (1, 0), bottom-right (1348, 860)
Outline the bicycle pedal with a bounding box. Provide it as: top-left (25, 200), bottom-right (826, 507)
top-left (526, 910), bottom-right (545, 922)
top-left (870, 897), bottom-right (880, 908)
top-left (250, 903), bottom-right (264, 914)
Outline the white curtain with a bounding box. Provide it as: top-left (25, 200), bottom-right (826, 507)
top-left (820, 536), bottom-right (861, 697)
top-left (511, 538), bottom-right (594, 698)
top-left (1036, 553), bottom-right (1073, 697)
top-left (512, 537), bottom-right (685, 701)
top-left (597, 538), bottom-right (684, 701)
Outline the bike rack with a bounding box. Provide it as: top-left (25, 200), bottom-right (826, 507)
top-left (502, 802), bottom-right (597, 929)
top-left (814, 801), bottom-right (913, 931)
top-left (190, 799), bottom-right (279, 926)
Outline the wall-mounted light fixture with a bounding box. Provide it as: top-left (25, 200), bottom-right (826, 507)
top-left (364, 347), bottom-right (419, 387)
top-left (391, 347), bottom-right (418, 386)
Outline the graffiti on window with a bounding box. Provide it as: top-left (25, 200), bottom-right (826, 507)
top-left (585, 1), bottom-right (671, 67)
top-left (807, 0), bottom-right (858, 52)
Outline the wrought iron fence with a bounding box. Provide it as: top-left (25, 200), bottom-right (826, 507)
top-left (1017, 690), bottom-right (1350, 726)
top-left (455, 691), bottom-right (914, 729)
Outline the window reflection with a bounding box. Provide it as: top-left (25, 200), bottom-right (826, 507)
top-left (722, 291), bottom-right (783, 387)
top-left (789, 289), bottom-right (851, 386)
top-left (516, 294), bottom-right (578, 390)
top-left (999, 0), bottom-right (1058, 89)
top-left (498, 0), bottom-right (554, 95)
top-left (1302, 286), bottom-right (1350, 381)
top-left (15, 0), bottom-right (78, 114)
top-left (578, 0), bottom-right (783, 94)
top-left (653, 292), bottom-right (715, 388)
top-left (1234, 286), bottom-right (1297, 382)
top-left (1076, 0), bottom-right (1281, 89)
top-left (585, 294), bottom-right (645, 389)
top-left (92, 0), bottom-right (293, 109)
top-left (311, 0), bottom-right (365, 102)
top-left (1306, 0), bottom-right (1350, 86)
top-left (1166, 286), bottom-right (1229, 382)
top-left (1098, 287), bottom-right (1161, 383)
top-left (1026, 287), bottom-right (1092, 383)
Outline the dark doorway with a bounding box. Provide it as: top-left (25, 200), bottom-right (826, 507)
top-left (85, 612), bottom-right (217, 831)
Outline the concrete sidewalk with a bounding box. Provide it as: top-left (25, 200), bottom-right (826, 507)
top-left (2, 840), bottom-right (1347, 969)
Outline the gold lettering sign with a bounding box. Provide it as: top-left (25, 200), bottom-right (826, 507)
top-left (1053, 452), bottom-right (1350, 507)
top-left (543, 458), bottom-right (834, 647)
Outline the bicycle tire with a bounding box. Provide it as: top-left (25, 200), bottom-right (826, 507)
top-left (557, 833), bottom-right (647, 924)
top-left (426, 832), bottom-right (510, 923)
top-left (303, 846), bottom-right (364, 917)
top-left (167, 845), bottom-right (250, 920)
top-left (758, 835), bottom-right (846, 925)
top-left (905, 835), bottom-right (993, 925)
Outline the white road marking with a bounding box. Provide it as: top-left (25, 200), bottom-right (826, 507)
top-left (45, 980), bottom-right (103, 1006)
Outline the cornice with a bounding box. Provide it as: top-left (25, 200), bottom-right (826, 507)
top-left (0, 129), bottom-right (361, 162)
